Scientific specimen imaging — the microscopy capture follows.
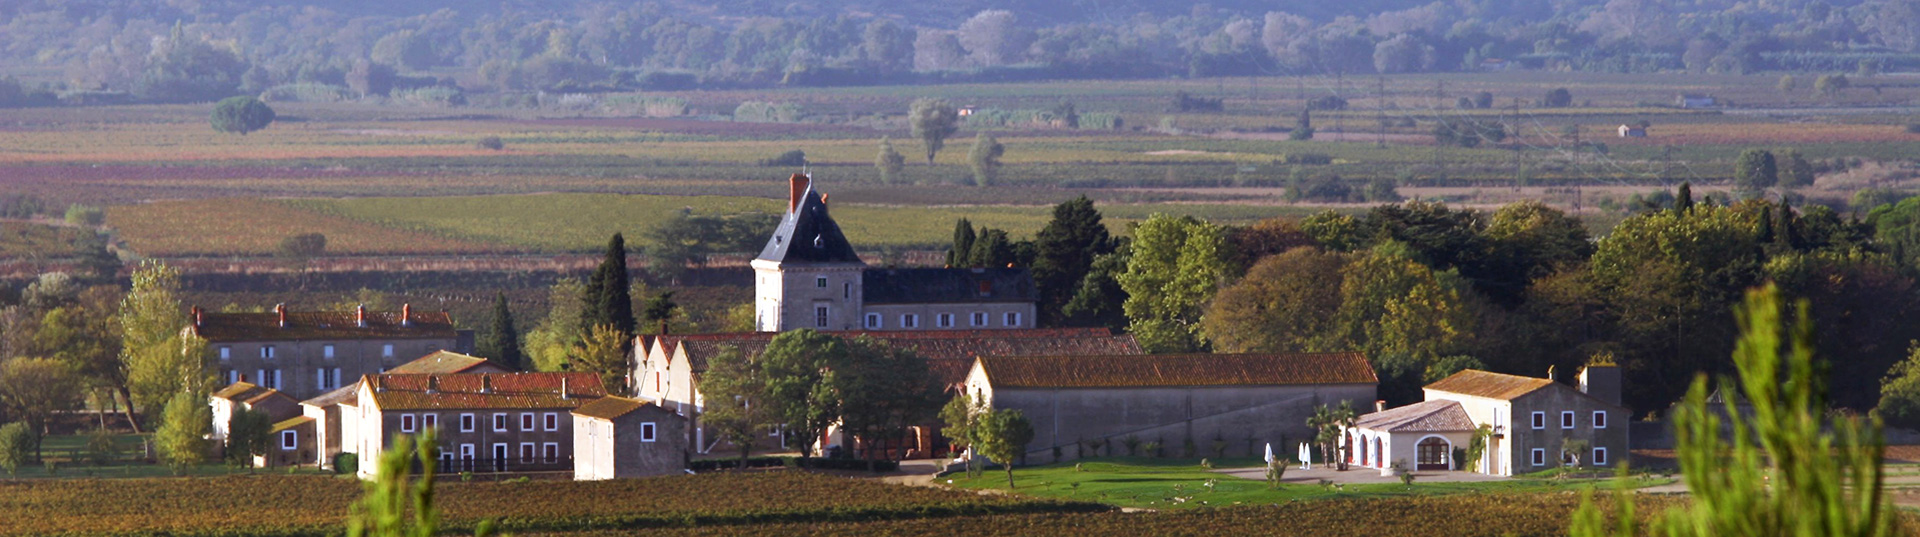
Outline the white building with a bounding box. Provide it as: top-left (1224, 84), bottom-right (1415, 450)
top-left (1345, 364), bottom-right (1628, 476)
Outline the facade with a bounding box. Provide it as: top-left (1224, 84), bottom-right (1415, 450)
top-left (1361, 365), bottom-right (1628, 477)
top-left (265, 416), bottom-right (316, 468)
top-left (300, 384), bottom-right (358, 469)
top-left (964, 352), bottom-right (1379, 464)
top-left (342, 372), bottom-right (607, 478)
top-left (187, 304), bottom-right (472, 400)
top-left (571, 396), bottom-right (688, 480)
top-left (751, 174), bottom-right (1037, 333)
top-left (633, 328), bottom-right (1142, 455)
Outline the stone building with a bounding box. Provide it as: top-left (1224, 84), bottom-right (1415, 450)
top-left (1348, 365), bottom-right (1628, 476)
top-left (964, 352), bottom-right (1379, 464)
top-left (572, 396), bottom-right (688, 480)
top-left (342, 372), bottom-right (606, 478)
top-left (188, 304), bottom-right (472, 400)
top-left (752, 174), bottom-right (1036, 333)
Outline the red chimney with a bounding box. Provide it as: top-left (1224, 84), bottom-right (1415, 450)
top-left (788, 173), bottom-right (810, 213)
top-left (401, 304), bottom-right (412, 327)
top-left (1375, 400), bottom-right (1386, 413)
top-left (356, 304), bottom-right (367, 328)
top-left (191, 305), bottom-right (202, 327)
top-left (275, 303), bottom-right (287, 328)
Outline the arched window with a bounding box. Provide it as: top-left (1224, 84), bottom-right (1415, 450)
top-left (1372, 437), bottom-right (1383, 468)
top-left (1416, 436), bottom-right (1452, 470)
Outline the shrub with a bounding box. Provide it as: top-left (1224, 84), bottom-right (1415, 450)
top-left (476, 136), bottom-right (505, 151)
top-left (1283, 153), bottom-right (1333, 165)
top-left (84, 427), bottom-right (117, 466)
top-left (1306, 95), bottom-right (1349, 111)
top-left (390, 86), bottom-right (466, 107)
top-left (259, 83), bottom-right (349, 103)
top-left (760, 150), bottom-right (807, 167)
top-left (735, 101), bottom-right (803, 123)
top-left (0, 422), bottom-right (32, 477)
top-left (1169, 91), bottom-right (1223, 112)
top-left (210, 96), bottom-right (276, 135)
top-left (64, 204), bottom-right (104, 227)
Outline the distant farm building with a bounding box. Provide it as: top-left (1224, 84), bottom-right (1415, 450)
top-left (1618, 124), bottom-right (1647, 138)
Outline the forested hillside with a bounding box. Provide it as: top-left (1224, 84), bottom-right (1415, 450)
top-left (3, 0), bottom-right (1920, 105)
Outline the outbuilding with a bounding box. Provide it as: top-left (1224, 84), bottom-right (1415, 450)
top-left (572, 396), bottom-right (687, 480)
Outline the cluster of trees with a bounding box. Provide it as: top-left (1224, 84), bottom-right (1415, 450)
top-left (1044, 191), bottom-right (1920, 415)
top-left (520, 233), bottom-right (700, 379)
top-left (943, 197), bottom-right (1118, 327)
top-left (13, 1), bottom-right (1920, 102)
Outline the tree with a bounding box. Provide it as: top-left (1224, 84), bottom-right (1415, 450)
top-left (1474, 91), bottom-right (1495, 109)
top-left (120, 261), bottom-right (200, 428)
top-left (63, 204), bottom-right (104, 227)
top-left (966, 133), bottom-right (1004, 186)
top-left (939, 393), bottom-right (985, 475)
top-left (1675, 182), bottom-right (1695, 213)
top-left (0, 358), bottom-right (82, 436)
top-left (1290, 108), bottom-right (1314, 140)
top-left (155, 389), bottom-right (209, 473)
top-left (1735, 149), bottom-right (1778, 193)
top-left (974, 408), bottom-right (1034, 488)
top-left (875, 136), bottom-right (906, 185)
top-left (277, 232), bottom-right (326, 276)
top-left (909, 98), bottom-right (960, 164)
top-left (1779, 148), bottom-right (1815, 187)
top-left (1778, 74), bottom-right (1797, 96)
top-left (210, 96), bottom-right (275, 135)
top-left (1307, 402), bottom-right (1356, 469)
top-left (1031, 197), bottom-right (1112, 326)
top-left (947, 219), bottom-right (975, 267)
top-left (759, 329), bottom-right (845, 459)
top-left (0, 423), bottom-right (31, 477)
top-left (346, 60), bottom-right (397, 98)
top-left (641, 291), bottom-right (677, 335)
top-left (570, 324), bottom-right (630, 396)
top-left (1814, 73), bottom-right (1849, 98)
top-left (224, 407), bottom-right (271, 465)
top-left (1571, 285), bottom-right (1890, 537)
top-left (833, 337), bottom-right (941, 471)
top-left (862, 20), bottom-right (916, 73)
top-left (1332, 247), bottom-right (1476, 403)
top-left (699, 346), bottom-right (766, 469)
top-left (523, 278), bottom-right (586, 372)
top-left (1061, 245), bottom-right (1130, 330)
top-left (1544, 87), bottom-right (1574, 108)
top-left (1117, 215), bottom-right (1232, 353)
top-left (967, 228), bottom-right (1015, 268)
top-left (1877, 345), bottom-right (1920, 430)
top-left (581, 233), bottom-right (635, 340)
top-left (956, 10), bottom-right (1030, 67)
top-left (1202, 248), bottom-right (1348, 353)
top-left (478, 293), bottom-right (525, 371)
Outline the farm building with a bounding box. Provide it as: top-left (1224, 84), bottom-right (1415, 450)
top-left (1618, 124), bottom-right (1646, 137)
top-left (187, 304), bottom-right (474, 400)
top-left (1347, 363), bottom-right (1627, 476)
top-left (964, 352), bottom-right (1379, 464)
top-left (752, 174), bottom-right (1038, 333)
top-left (572, 396), bottom-right (688, 480)
top-left (341, 372), bottom-right (607, 479)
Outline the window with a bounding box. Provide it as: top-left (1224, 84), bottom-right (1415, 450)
top-left (1561, 411), bottom-right (1576, 429)
top-left (815, 276), bottom-right (827, 288)
top-left (544, 412), bottom-right (559, 431)
top-left (400, 414), bottom-right (416, 433)
top-left (937, 313), bottom-right (954, 328)
top-left (225, 370), bottom-right (239, 385)
top-left (218, 346), bottom-right (231, 361)
top-left (642, 422), bottom-right (657, 442)
top-left (977, 280), bottom-right (992, 296)
top-left (460, 413), bottom-right (476, 432)
top-left (423, 414), bottom-right (437, 431)
top-left (382, 344), bottom-right (394, 358)
top-left (864, 313), bottom-right (881, 329)
top-left (459, 444), bottom-right (475, 469)
top-left (542, 443), bottom-right (559, 463)
top-left (261, 346), bottom-right (276, 359)
top-left (323, 344), bottom-right (335, 359)
top-left (265, 369), bottom-right (280, 389)
top-left (1004, 312), bottom-right (1021, 327)
top-left (815, 305), bottom-right (829, 328)
top-left (331, 368), bottom-right (342, 390)
top-left (1530, 411), bottom-right (1546, 429)
top-left (281, 430), bottom-right (297, 450)
top-left (492, 413), bottom-right (508, 432)
top-left (256, 369), bottom-right (266, 387)
top-left (901, 314), bottom-right (918, 328)
top-left (492, 444), bottom-right (508, 471)
top-left (520, 443), bottom-right (536, 463)
top-left (1531, 448), bottom-right (1546, 466)
top-left (843, 282), bottom-right (851, 299)
top-left (1592, 411), bottom-right (1608, 429)
top-left (971, 312), bottom-right (986, 326)
top-left (1593, 447), bottom-right (1609, 466)
top-left (316, 368), bottom-right (328, 391)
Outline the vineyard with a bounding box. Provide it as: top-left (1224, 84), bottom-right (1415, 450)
top-left (0, 471), bottom-right (1102, 537)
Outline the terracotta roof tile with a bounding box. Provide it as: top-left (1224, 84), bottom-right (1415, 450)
top-left (270, 416), bottom-right (315, 433)
top-left (213, 382), bottom-right (268, 401)
top-left (572, 396), bottom-right (653, 420)
top-left (368, 372), bottom-right (606, 411)
top-left (978, 352), bottom-right (1377, 388)
top-left (390, 351), bottom-right (494, 374)
top-left (1354, 400), bottom-right (1475, 432)
top-left (302, 383), bottom-right (360, 407)
top-left (190, 309), bottom-right (456, 342)
top-left (1425, 370), bottom-right (1555, 401)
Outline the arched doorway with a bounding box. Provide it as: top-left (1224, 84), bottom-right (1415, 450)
top-left (1416, 436), bottom-right (1451, 471)
top-left (1372, 437), bottom-right (1383, 468)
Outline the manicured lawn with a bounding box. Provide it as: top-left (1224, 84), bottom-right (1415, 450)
top-left (943, 457), bottom-right (1672, 509)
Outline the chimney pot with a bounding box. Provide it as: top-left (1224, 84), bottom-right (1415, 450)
top-left (356, 304), bottom-right (367, 328)
top-left (787, 173), bottom-right (811, 213)
top-left (426, 375), bottom-right (439, 394)
top-left (1374, 400), bottom-right (1386, 413)
top-left (275, 303), bottom-right (287, 328)
top-left (481, 374), bottom-right (492, 394)
top-left (191, 306), bottom-right (202, 327)
top-left (560, 377), bottom-right (569, 399)
top-left (401, 304), bottom-right (412, 327)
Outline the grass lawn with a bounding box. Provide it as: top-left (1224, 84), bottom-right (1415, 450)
top-left (943, 457), bottom-right (1672, 509)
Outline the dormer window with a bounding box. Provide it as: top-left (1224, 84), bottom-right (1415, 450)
top-left (978, 281), bottom-right (992, 296)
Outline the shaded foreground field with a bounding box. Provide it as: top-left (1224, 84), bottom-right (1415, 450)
top-left (0, 471), bottom-right (1096, 536)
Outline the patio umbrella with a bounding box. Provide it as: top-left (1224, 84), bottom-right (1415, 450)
top-left (1299, 442), bottom-right (1312, 470)
top-left (1263, 442), bottom-right (1274, 465)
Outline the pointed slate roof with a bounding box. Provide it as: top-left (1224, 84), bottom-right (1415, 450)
top-left (755, 185), bottom-right (862, 265)
top-left (1354, 400), bottom-right (1476, 433)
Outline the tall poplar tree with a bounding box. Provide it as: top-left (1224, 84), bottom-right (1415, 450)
top-left (479, 293), bottom-right (525, 371)
top-left (947, 219), bottom-right (975, 267)
top-left (582, 233), bottom-right (635, 341)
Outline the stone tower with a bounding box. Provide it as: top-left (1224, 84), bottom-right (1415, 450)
top-left (751, 174), bottom-right (866, 332)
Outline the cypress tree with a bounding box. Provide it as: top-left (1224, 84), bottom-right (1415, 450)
top-left (1675, 182), bottom-right (1695, 213)
top-left (481, 293), bottom-right (526, 370)
top-left (1757, 205), bottom-right (1776, 245)
top-left (948, 219), bottom-right (975, 267)
top-left (583, 233), bottom-right (636, 339)
top-left (1031, 196), bottom-right (1112, 326)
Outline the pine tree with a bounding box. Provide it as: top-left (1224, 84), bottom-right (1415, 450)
top-left (1031, 196), bottom-right (1112, 326)
top-left (947, 219), bottom-right (975, 267)
top-left (480, 293), bottom-right (525, 371)
top-left (582, 233), bottom-right (635, 340)
top-left (1675, 182), bottom-right (1695, 213)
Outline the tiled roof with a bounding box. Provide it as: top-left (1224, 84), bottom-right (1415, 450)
top-left (244, 390), bottom-right (296, 406)
top-left (367, 372), bottom-right (607, 411)
top-left (1425, 370), bottom-right (1555, 401)
top-left (270, 416), bottom-right (315, 433)
top-left (661, 328), bottom-right (1143, 385)
top-left (190, 309), bottom-right (456, 342)
top-left (1354, 400), bottom-right (1476, 433)
top-left (390, 351), bottom-right (494, 374)
top-left (977, 352), bottom-right (1377, 389)
top-left (863, 268), bottom-right (1036, 304)
top-left (213, 382), bottom-right (268, 402)
top-left (755, 183), bottom-right (863, 265)
top-left (572, 396), bottom-right (653, 420)
top-left (302, 383), bottom-right (361, 407)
